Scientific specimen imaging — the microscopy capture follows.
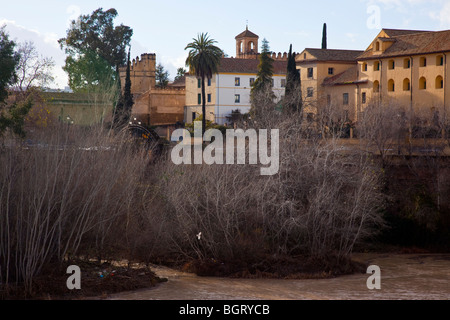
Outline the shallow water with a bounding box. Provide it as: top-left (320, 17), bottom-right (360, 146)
top-left (107, 253), bottom-right (450, 300)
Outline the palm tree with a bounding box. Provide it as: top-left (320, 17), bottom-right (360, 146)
top-left (185, 33), bottom-right (223, 137)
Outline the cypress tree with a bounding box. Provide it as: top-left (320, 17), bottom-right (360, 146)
top-left (123, 49), bottom-right (134, 116)
top-left (322, 23), bottom-right (327, 49)
top-left (285, 44), bottom-right (302, 113)
top-left (113, 48), bottom-right (133, 129)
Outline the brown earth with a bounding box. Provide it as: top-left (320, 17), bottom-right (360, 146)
top-left (1, 260), bottom-right (167, 300)
top-left (180, 254), bottom-right (368, 280)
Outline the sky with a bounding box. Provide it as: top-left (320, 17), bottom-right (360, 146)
top-left (1, 0), bottom-right (450, 89)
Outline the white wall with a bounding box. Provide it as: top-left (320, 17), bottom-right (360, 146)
top-left (215, 73), bottom-right (285, 125)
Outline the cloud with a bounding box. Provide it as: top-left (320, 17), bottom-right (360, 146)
top-left (429, 2), bottom-right (450, 28)
top-left (66, 5), bottom-right (81, 28)
top-left (160, 54), bottom-right (187, 81)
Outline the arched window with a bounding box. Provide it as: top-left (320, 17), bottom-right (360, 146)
top-left (436, 76), bottom-right (443, 89)
top-left (403, 78), bottom-right (410, 91)
top-left (388, 79), bottom-right (395, 92)
top-left (248, 41), bottom-right (254, 52)
top-left (420, 57), bottom-right (427, 67)
top-left (419, 77), bottom-right (427, 90)
top-left (373, 80), bottom-right (380, 93)
top-left (239, 41), bottom-right (243, 53)
top-left (388, 60), bottom-right (395, 70)
top-left (404, 58), bottom-right (411, 69)
top-left (374, 61), bottom-right (380, 71)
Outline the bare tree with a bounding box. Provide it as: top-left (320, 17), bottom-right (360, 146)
top-left (357, 102), bottom-right (407, 167)
top-left (14, 41), bottom-right (55, 92)
top-left (155, 86), bottom-right (386, 266)
top-left (0, 124), bottom-right (153, 295)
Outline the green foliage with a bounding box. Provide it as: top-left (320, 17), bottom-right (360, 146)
top-left (58, 8), bottom-right (133, 91)
top-left (185, 114), bottom-right (227, 136)
top-left (174, 67), bottom-right (186, 81)
top-left (0, 98), bottom-right (33, 138)
top-left (155, 63), bottom-right (169, 88)
top-left (0, 26), bottom-right (19, 103)
top-left (185, 33), bottom-right (223, 80)
top-left (253, 39), bottom-right (274, 90)
top-left (63, 49), bottom-right (116, 92)
top-left (251, 38), bottom-right (275, 104)
top-left (185, 33), bottom-right (223, 136)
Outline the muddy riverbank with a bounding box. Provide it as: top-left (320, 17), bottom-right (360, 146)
top-left (106, 253), bottom-right (450, 300)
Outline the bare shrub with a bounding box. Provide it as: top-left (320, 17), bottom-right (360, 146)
top-left (0, 124), bottom-right (152, 294)
top-left (356, 102), bottom-right (407, 166)
top-left (155, 87), bottom-right (386, 266)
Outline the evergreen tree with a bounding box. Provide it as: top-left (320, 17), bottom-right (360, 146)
top-left (113, 49), bottom-right (133, 129)
top-left (0, 26), bottom-right (19, 104)
top-left (123, 49), bottom-right (133, 114)
top-left (251, 38), bottom-right (274, 102)
top-left (58, 8), bottom-right (133, 91)
top-left (0, 26), bottom-right (32, 138)
top-left (322, 23), bottom-right (327, 50)
top-left (155, 63), bottom-right (169, 88)
top-left (285, 44), bottom-right (302, 113)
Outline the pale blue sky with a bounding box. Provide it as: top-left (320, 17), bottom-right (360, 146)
top-left (2, 0), bottom-right (450, 88)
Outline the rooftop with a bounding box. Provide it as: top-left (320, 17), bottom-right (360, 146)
top-left (298, 48), bottom-right (364, 63)
top-left (218, 57), bottom-right (287, 74)
top-left (235, 27), bottom-right (259, 39)
top-left (168, 75), bottom-right (186, 88)
top-left (322, 65), bottom-right (367, 86)
top-left (358, 29), bottom-right (450, 60)
top-left (381, 28), bottom-right (431, 37)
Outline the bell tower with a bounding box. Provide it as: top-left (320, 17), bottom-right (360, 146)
top-left (235, 26), bottom-right (259, 59)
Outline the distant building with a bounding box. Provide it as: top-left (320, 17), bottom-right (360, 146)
top-left (297, 28), bottom-right (450, 125)
top-left (119, 53), bottom-right (185, 127)
top-left (295, 48), bottom-right (364, 120)
top-left (185, 27), bottom-right (288, 125)
top-left (357, 29), bottom-right (450, 123)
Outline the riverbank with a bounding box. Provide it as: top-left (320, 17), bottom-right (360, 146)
top-left (2, 246), bottom-right (446, 300)
top-left (106, 252), bottom-right (450, 300)
top-left (1, 260), bottom-right (167, 300)
top-left (179, 254), bottom-right (367, 279)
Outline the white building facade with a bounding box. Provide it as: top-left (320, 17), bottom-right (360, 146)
top-left (184, 27), bottom-right (288, 125)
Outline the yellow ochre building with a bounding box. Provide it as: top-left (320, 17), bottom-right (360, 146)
top-left (298, 28), bottom-right (450, 126)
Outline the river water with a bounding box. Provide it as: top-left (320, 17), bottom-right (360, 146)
top-left (107, 253), bottom-right (449, 300)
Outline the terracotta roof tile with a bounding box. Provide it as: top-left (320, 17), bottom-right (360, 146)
top-left (298, 49), bottom-right (364, 62)
top-left (218, 57), bottom-right (287, 74)
top-left (358, 29), bottom-right (450, 60)
top-left (235, 28), bottom-right (259, 39)
top-left (168, 75), bottom-right (186, 87)
top-left (381, 29), bottom-right (431, 37)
